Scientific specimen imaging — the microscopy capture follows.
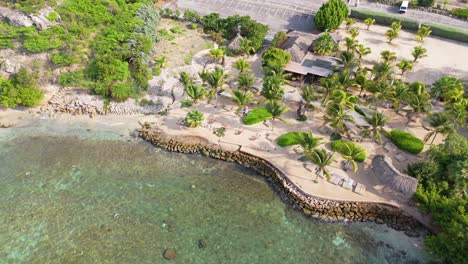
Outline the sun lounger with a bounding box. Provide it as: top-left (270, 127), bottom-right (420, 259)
top-left (342, 178), bottom-right (354, 190)
top-left (353, 183), bottom-right (366, 195)
top-left (330, 174), bottom-right (344, 185)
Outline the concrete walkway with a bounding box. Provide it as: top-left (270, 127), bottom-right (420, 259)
top-left (169, 0), bottom-right (468, 33)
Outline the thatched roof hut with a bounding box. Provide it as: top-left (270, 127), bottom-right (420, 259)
top-left (280, 31), bottom-right (317, 63)
top-left (372, 155), bottom-right (418, 195)
top-left (227, 34), bottom-right (244, 51)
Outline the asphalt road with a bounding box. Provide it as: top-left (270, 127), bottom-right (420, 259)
top-left (167, 0), bottom-right (468, 35)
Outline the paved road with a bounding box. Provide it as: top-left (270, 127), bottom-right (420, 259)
top-left (168, 0), bottom-right (468, 34)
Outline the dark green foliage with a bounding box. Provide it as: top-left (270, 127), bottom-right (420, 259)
top-left (58, 70), bottom-right (84, 87)
top-left (389, 129), bottom-right (424, 154)
top-left (314, 0), bottom-right (349, 32)
top-left (407, 133), bottom-right (468, 264)
top-left (330, 140), bottom-right (366, 162)
top-left (417, 0), bottom-right (435, 7)
top-left (450, 8), bottom-right (468, 19)
top-left (0, 67), bottom-right (44, 107)
top-left (11, 0), bottom-right (47, 13)
top-left (313, 33), bottom-right (337, 55)
top-left (330, 132), bottom-right (342, 141)
top-left (110, 82), bottom-right (136, 102)
top-left (296, 115), bottom-right (307, 122)
top-left (262, 47), bottom-right (292, 69)
top-left (181, 100), bottom-right (193, 108)
top-left (51, 53), bottom-right (79, 66)
top-left (350, 9), bottom-right (468, 43)
top-left (271, 32), bottom-right (287, 48)
top-left (243, 108), bottom-right (272, 125)
top-left (183, 10), bottom-right (201, 22)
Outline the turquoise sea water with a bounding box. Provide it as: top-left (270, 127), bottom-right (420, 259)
top-left (0, 120), bottom-right (432, 263)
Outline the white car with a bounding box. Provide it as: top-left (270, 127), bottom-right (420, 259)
top-left (399, 1), bottom-right (409, 14)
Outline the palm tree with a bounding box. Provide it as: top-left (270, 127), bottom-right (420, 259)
top-left (345, 18), bottom-right (356, 30)
top-left (385, 29), bottom-right (399, 43)
top-left (380, 50), bottom-right (397, 63)
top-left (324, 103), bottom-right (354, 134)
top-left (319, 77), bottom-right (338, 106)
top-left (261, 76), bottom-right (285, 101)
top-left (396, 60), bottom-right (413, 75)
top-left (300, 85), bottom-right (318, 114)
top-left (412, 46), bottom-right (427, 62)
top-left (407, 86), bottom-right (432, 123)
top-left (364, 18), bottom-right (375, 30)
top-left (313, 33), bottom-right (337, 55)
top-left (296, 132), bottom-right (323, 152)
top-left (431, 76), bottom-right (464, 102)
top-left (363, 111), bottom-right (388, 144)
top-left (179, 71), bottom-right (193, 86)
top-left (344, 37), bottom-right (358, 52)
top-left (339, 143), bottom-right (366, 173)
top-left (304, 148), bottom-right (335, 180)
top-left (445, 99), bottom-right (467, 128)
top-left (239, 38), bottom-right (256, 57)
top-left (416, 26), bottom-right (432, 43)
top-left (333, 70), bottom-right (353, 91)
top-left (233, 58), bottom-right (251, 73)
top-left (184, 84), bottom-right (207, 103)
top-left (372, 61), bottom-right (394, 82)
top-left (237, 73), bottom-right (255, 92)
top-left (353, 73), bottom-right (370, 96)
top-left (388, 80), bottom-right (409, 111)
top-left (356, 44), bottom-right (371, 60)
top-left (209, 48), bottom-right (224, 64)
top-left (368, 81), bottom-right (390, 106)
top-left (424, 112), bottom-right (455, 144)
top-left (264, 100), bottom-right (288, 131)
top-left (207, 67), bottom-right (227, 106)
top-left (391, 21), bottom-right (402, 32)
top-left (231, 90), bottom-right (254, 113)
top-left (198, 68), bottom-right (210, 85)
top-left (348, 28), bottom-right (360, 39)
top-left (329, 90), bottom-right (357, 110)
top-left (338, 51), bottom-right (360, 71)
top-left (185, 110), bottom-right (204, 127)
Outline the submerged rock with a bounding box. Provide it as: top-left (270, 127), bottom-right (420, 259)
top-left (163, 248), bottom-right (176, 260)
top-left (197, 239), bottom-right (207, 249)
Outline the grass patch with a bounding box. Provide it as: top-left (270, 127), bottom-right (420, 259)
top-left (243, 108), bottom-right (272, 125)
top-left (350, 9), bottom-right (468, 43)
top-left (170, 26), bottom-right (184, 34)
top-left (388, 129), bottom-right (424, 154)
top-left (331, 140), bottom-right (367, 162)
top-left (158, 29), bottom-right (175, 41)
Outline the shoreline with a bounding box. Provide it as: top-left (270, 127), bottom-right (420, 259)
top-left (138, 126), bottom-right (434, 235)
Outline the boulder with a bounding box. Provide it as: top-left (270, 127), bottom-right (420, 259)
top-left (0, 7), bottom-right (33, 27)
top-left (163, 248), bottom-right (176, 260)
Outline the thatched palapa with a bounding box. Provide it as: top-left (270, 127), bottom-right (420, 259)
top-left (372, 155), bottom-right (418, 195)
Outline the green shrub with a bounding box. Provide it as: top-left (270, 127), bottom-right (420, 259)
top-left (313, 32), bottom-right (337, 55)
top-left (450, 8), bottom-right (468, 19)
top-left (213, 127), bottom-right (226, 137)
top-left (181, 100), bottom-right (193, 108)
top-left (170, 26), bottom-right (183, 34)
top-left (243, 108), bottom-right (273, 125)
top-left (190, 23), bottom-right (198, 30)
top-left (0, 68), bottom-right (43, 108)
top-left (47, 12), bottom-right (59, 22)
top-left (110, 82), bottom-right (136, 102)
top-left (24, 35), bottom-right (62, 52)
top-left (58, 70), bottom-right (84, 87)
top-left (350, 9), bottom-right (468, 43)
top-left (185, 110), bottom-right (204, 127)
top-left (389, 129), bottom-right (424, 154)
top-left (330, 132), bottom-right (342, 141)
top-left (51, 53), bottom-right (79, 66)
top-left (139, 98), bottom-right (155, 107)
top-left (296, 114), bottom-right (307, 122)
top-left (271, 32), bottom-right (287, 47)
top-left (417, 0), bottom-right (435, 7)
top-left (314, 0), bottom-right (349, 32)
top-left (331, 140), bottom-right (367, 162)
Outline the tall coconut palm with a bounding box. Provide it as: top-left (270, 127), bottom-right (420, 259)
top-left (319, 77), bottom-right (338, 106)
top-left (333, 70), bottom-right (353, 91)
top-left (380, 50), bottom-right (397, 63)
top-left (348, 28), bottom-right (360, 39)
top-left (431, 76), bottom-right (464, 102)
top-left (363, 111), bottom-right (388, 144)
top-left (265, 100), bottom-right (288, 131)
top-left (231, 90), bottom-right (254, 113)
top-left (412, 46), bottom-right (427, 62)
top-left (237, 73), bottom-right (255, 92)
top-left (388, 80), bottom-right (409, 111)
top-left (372, 61), bottom-right (394, 82)
top-left (339, 143), bottom-right (366, 173)
top-left (300, 85), bottom-right (318, 114)
top-left (184, 83), bottom-right (207, 103)
top-left (239, 38), bottom-right (256, 57)
top-left (338, 51), bottom-right (360, 71)
top-left (396, 59), bottom-right (413, 75)
top-left (385, 29), bottom-right (399, 43)
top-left (209, 48), bottom-right (224, 64)
top-left (353, 73), bottom-right (370, 96)
top-left (233, 58), bottom-right (251, 73)
top-left (304, 148), bottom-right (335, 180)
top-left (324, 103), bottom-right (354, 134)
top-left (356, 44), bottom-right (371, 60)
top-left (407, 86), bottom-right (432, 123)
top-left (424, 112), bottom-right (455, 144)
top-left (329, 90), bottom-right (357, 110)
top-left (207, 67), bottom-right (227, 106)
top-left (416, 26), bottom-right (432, 43)
top-left (261, 75), bottom-right (285, 101)
top-left (296, 132), bottom-right (323, 152)
top-left (364, 18), bottom-right (375, 30)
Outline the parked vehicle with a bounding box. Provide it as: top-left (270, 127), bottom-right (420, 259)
top-left (399, 1), bottom-right (409, 14)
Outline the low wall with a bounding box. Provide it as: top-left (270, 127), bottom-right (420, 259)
top-left (139, 128), bottom-right (426, 234)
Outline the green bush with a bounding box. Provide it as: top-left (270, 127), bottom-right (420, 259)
top-left (331, 140), bottom-right (367, 162)
top-left (185, 110), bottom-right (204, 127)
top-left (314, 0), bottom-right (349, 32)
top-left (51, 53), bottom-right (79, 66)
top-left (58, 70), bottom-right (84, 87)
top-left (450, 8), bottom-right (468, 19)
top-left (243, 108), bottom-right (272, 125)
top-left (170, 26), bottom-right (183, 34)
top-left (0, 68), bottom-right (43, 108)
top-left (389, 129), bottom-right (424, 154)
top-left (417, 0), bottom-right (435, 7)
top-left (350, 9), bottom-right (468, 43)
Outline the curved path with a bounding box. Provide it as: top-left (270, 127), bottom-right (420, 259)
top-left (168, 0), bottom-right (468, 33)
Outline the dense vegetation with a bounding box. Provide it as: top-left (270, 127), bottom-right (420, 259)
top-left (314, 0), bottom-right (349, 32)
top-left (0, 67), bottom-right (44, 107)
top-left (407, 133), bottom-right (467, 264)
top-left (388, 130), bottom-right (425, 154)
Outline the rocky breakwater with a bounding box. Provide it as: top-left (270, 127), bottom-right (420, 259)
top-left (138, 128), bottom-right (427, 235)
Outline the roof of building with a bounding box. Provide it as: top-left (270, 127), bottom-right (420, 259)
top-left (372, 155), bottom-right (418, 195)
top-left (284, 61), bottom-right (333, 77)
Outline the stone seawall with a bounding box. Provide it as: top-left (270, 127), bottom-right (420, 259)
top-left (138, 128), bottom-right (426, 235)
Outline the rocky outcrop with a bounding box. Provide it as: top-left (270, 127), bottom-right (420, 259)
top-left (372, 155), bottom-right (418, 195)
top-left (0, 6), bottom-right (57, 31)
top-left (138, 128), bottom-right (429, 234)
